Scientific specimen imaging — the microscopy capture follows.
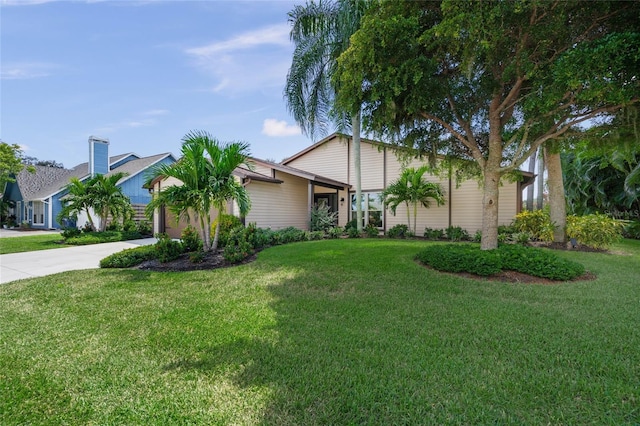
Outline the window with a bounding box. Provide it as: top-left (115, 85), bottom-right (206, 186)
top-left (351, 192), bottom-right (383, 228)
top-left (32, 201), bottom-right (44, 225)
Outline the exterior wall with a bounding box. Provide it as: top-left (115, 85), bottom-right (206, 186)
top-left (286, 136), bottom-right (350, 183)
top-left (245, 171), bottom-right (310, 230)
top-left (349, 141), bottom-right (385, 190)
top-left (251, 162), bottom-right (274, 177)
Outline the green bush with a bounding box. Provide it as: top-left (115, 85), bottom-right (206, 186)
top-left (623, 220), bottom-right (640, 239)
top-left (212, 214), bottom-right (243, 247)
top-left (65, 231), bottom-right (143, 245)
top-left (344, 219), bottom-right (358, 232)
top-left (445, 226), bottom-right (470, 241)
top-left (181, 225), bottom-right (202, 252)
top-left (424, 227), bottom-right (445, 240)
top-left (364, 223), bottom-right (379, 238)
top-left (100, 245), bottom-right (156, 268)
top-left (154, 233), bottom-right (184, 263)
top-left (277, 227), bottom-right (308, 244)
top-left (387, 224), bottom-right (409, 238)
top-left (307, 230), bottom-right (325, 241)
top-left (473, 230), bottom-right (482, 243)
top-left (189, 251), bottom-right (205, 264)
top-left (566, 214), bottom-right (624, 249)
top-left (512, 209), bottom-right (554, 242)
top-left (136, 220), bottom-right (153, 236)
top-left (61, 227), bottom-right (81, 240)
top-left (310, 204), bottom-right (338, 232)
top-left (223, 240), bottom-right (253, 264)
top-left (347, 227), bottom-right (361, 238)
top-left (416, 243), bottom-right (585, 281)
top-left (327, 226), bottom-right (343, 239)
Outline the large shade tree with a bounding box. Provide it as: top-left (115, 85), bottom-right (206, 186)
top-left (146, 131), bottom-right (252, 251)
top-left (285, 0), bottom-right (371, 231)
top-left (381, 166), bottom-right (444, 235)
top-left (336, 0), bottom-right (639, 249)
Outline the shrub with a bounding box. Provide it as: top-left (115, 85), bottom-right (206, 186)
top-left (416, 243), bottom-right (585, 280)
top-left (106, 221), bottom-right (122, 231)
top-left (61, 227), bottom-right (81, 240)
top-left (347, 227), bottom-right (361, 238)
top-left (623, 220), bottom-right (640, 239)
top-left (365, 223), bottom-right (379, 238)
top-left (327, 226), bottom-right (343, 239)
top-left (223, 240), bottom-right (253, 264)
top-left (123, 219), bottom-right (137, 233)
top-left (424, 227), bottom-right (445, 240)
top-left (154, 233), bottom-right (184, 263)
top-left (512, 209), bottom-right (554, 242)
top-left (387, 224), bottom-right (409, 238)
top-left (566, 214), bottom-right (624, 249)
top-left (307, 230), bottom-right (325, 241)
top-left (445, 226), bottom-right (470, 242)
top-left (472, 230), bottom-right (482, 243)
top-left (189, 251), bottom-right (205, 263)
top-left (136, 220), bottom-right (153, 236)
top-left (512, 232), bottom-right (531, 245)
top-left (64, 231), bottom-right (143, 245)
top-left (277, 227), bottom-right (308, 244)
top-left (181, 225), bottom-right (202, 252)
top-left (310, 204), bottom-right (338, 232)
top-left (344, 219), bottom-right (358, 232)
top-left (100, 245), bottom-right (157, 268)
top-left (212, 214), bottom-right (243, 247)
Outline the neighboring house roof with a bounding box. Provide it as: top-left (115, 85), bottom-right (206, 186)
top-left (14, 152), bottom-right (175, 201)
top-left (251, 157), bottom-right (350, 190)
top-left (234, 167), bottom-right (283, 184)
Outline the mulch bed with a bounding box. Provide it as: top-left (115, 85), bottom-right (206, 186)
top-left (137, 250), bottom-right (259, 272)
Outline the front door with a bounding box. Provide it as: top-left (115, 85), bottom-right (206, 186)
top-left (314, 193), bottom-right (338, 214)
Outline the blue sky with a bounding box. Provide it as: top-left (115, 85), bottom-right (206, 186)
top-left (1, 0), bottom-right (323, 167)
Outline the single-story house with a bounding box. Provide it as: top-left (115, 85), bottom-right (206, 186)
top-left (149, 133), bottom-right (533, 238)
top-left (2, 136), bottom-right (176, 229)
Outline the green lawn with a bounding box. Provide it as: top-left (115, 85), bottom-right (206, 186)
top-left (1, 239), bottom-right (639, 425)
top-left (0, 233), bottom-right (65, 254)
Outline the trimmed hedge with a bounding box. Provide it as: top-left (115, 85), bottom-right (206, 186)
top-left (99, 245), bottom-right (157, 268)
top-left (65, 231), bottom-right (143, 245)
top-left (416, 243), bottom-right (585, 281)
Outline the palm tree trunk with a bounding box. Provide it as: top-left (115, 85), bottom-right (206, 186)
top-left (545, 145), bottom-right (567, 244)
top-left (405, 201), bottom-right (411, 231)
top-left (353, 112), bottom-right (363, 232)
top-left (413, 202), bottom-right (418, 235)
top-left (85, 208), bottom-right (95, 231)
top-left (211, 217), bottom-right (221, 252)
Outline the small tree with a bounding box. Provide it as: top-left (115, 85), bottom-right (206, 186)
top-left (381, 166), bottom-right (445, 235)
top-left (90, 172), bottom-right (131, 232)
top-left (146, 131), bottom-right (252, 251)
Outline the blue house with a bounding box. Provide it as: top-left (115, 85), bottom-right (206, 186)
top-left (2, 136), bottom-right (176, 229)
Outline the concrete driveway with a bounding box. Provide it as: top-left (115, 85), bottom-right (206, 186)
top-left (0, 238), bottom-right (157, 284)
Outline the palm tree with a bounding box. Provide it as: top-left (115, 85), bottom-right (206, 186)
top-left (57, 177), bottom-right (96, 230)
top-left (146, 131), bottom-right (252, 251)
top-left (285, 0), bottom-right (370, 231)
top-left (89, 172), bottom-right (131, 232)
top-left (381, 166), bottom-right (445, 235)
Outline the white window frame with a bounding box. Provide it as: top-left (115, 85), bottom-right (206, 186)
top-left (351, 192), bottom-right (384, 229)
top-left (32, 201), bottom-right (45, 225)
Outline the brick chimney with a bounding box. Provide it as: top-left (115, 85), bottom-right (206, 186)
top-left (88, 136), bottom-right (109, 176)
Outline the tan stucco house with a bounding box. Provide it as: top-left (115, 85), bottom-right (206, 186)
top-left (149, 133), bottom-right (533, 238)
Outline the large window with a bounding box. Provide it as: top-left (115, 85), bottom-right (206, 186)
top-left (351, 192), bottom-right (383, 228)
top-left (32, 201), bottom-right (44, 225)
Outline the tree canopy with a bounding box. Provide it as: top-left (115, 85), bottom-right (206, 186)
top-left (335, 0), bottom-right (640, 249)
top-left (1, 142), bottom-right (35, 191)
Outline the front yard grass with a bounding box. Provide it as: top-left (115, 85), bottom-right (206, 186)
top-left (1, 238), bottom-right (639, 425)
top-left (0, 233), bottom-right (65, 254)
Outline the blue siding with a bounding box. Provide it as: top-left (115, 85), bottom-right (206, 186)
top-left (119, 157), bottom-right (174, 204)
top-left (51, 190), bottom-right (69, 229)
top-left (90, 140), bottom-right (109, 175)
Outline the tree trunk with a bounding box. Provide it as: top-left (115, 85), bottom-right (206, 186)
top-left (536, 147), bottom-right (545, 210)
top-left (204, 213), bottom-right (214, 251)
top-left (413, 202), bottom-right (418, 235)
top-left (526, 149), bottom-right (537, 211)
top-left (481, 167), bottom-right (501, 250)
top-left (545, 146), bottom-right (567, 244)
top-left (353, 112), bottom-right (363, 232)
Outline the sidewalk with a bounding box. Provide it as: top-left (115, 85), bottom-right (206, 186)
top-left (0, 238), bottom-right (157, 284)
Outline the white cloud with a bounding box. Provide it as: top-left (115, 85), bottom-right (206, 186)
top-left (184, 24), bottom-right (293, 94)
top-left (262, 119), bottom-right (301, 137)
top-left (186, 24), bottom-right (290, 57)
top-left (142, 109), bottom-right (170, 117)
top-left (1, 62), bottom-right (58, 80)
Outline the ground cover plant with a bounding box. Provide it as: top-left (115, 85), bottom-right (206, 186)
top-left (2, 239), bottom-right (639, 424)
top-left (416, 243), bottom-right (586, 280)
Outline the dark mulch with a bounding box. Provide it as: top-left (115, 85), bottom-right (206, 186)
top-left (137, 250), bottom-right (258, 272)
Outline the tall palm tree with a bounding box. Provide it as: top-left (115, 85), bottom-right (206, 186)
top-left (146, 131), bottom-right (252, 251)
top-left (89, 172), bottom-right (131, 232)
top-left (381, 166), bottom-right (445, 235)
top-left (285, 0), bottom-right (370, 231)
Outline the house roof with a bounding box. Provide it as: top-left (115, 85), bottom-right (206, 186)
top-left (233, 167), bottom-right (283, 184)
top-left (250, 157), bottom-right (350, 190)
top-left (15, 152), bottom-right (175, 201)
